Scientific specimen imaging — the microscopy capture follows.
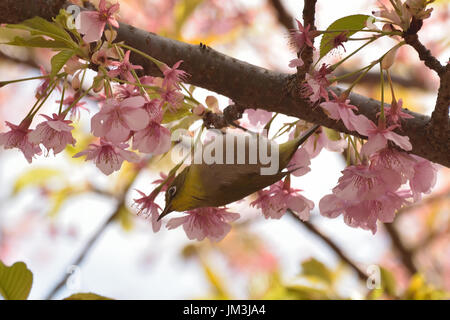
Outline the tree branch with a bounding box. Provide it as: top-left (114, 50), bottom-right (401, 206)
top-left (383, 223), bottom-right (418, 276)
top-left (269, 0), bottom-right (295, 30)
top-left (0, 0), bottom-right (66, 24)
top-left (288, 210), bottom-right (368, 281)
top-left (298, 0), bottom-right (317, 80)
top-left (403, 32), bottom-right (445, 77)
top-left (0, 1), bottom-right (449, 167)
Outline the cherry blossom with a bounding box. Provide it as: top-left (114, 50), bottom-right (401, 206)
top-left (166, 207), bottom-right (240, 242)
top-left (288, 58), bottom-right (304, 68)
top-left (91, 96), bottom-right (149, 143)
top-left (28, 113), bottom-right (76, 155)
top-left (380, 98), bottom-right (414, 126)
top-left (0, 118), bottom-right (41, 163)
top-left (288, 148), bottom-right (311, 177)
top-left (245, 109), bottom-right (273, 127)
top-left (74, 139), bottom-right (139, 175)
top-left (133, 190), bottom-right (162, 232)
top-left (251, 180), bottom-right (314, 221)
top-left (292, 126), bottom-right (346, 158)
top-left (160, 60), bottom-right (189, 89)
top-left (289, 19), bottom-right (315, 50)
top-left (78, 0), bottom-right (120, 43)
top-left (319, 91), bottom-right (360, 131)
top-left (108, 51), bottom-right (143, 83)
top-left (320, 190), bottom-right (410, 234)
top-left (409, 155), bottom-right (438, 201)
top-left (355, 117), bottom-right (412, 156)
top-left (302, 64), bottom-right (332, 103)
top-left (331, 164), bottom-right (402, 202)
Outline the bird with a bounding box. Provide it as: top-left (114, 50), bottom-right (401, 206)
top-left (158, 124), bottom-right (320, 220)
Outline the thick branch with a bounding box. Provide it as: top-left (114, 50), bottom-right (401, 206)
top-left (0, 0), bottom-right (66, 24)
top-left (1, 1), bottom-right (449, 167)
top-left (429, 64), bottom-right (450, 150)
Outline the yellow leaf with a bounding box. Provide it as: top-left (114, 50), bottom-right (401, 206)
top-left (64, 292), bottom-right (113, 300)
top-left (0, 261), bottom-right (33, 300)
top-left (13, 167), bottom-right (63, 194)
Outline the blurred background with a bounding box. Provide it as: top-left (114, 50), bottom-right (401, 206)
top-left (0, 0), bottom-right (449, 300)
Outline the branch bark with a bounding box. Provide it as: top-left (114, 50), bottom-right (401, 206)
top-left (298, 0), bottom-right (317, 79)
top-left (0, 1), bottom-right (449, 167)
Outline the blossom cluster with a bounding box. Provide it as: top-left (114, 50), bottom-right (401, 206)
top-left (0, 0), bottom-right (440, 242)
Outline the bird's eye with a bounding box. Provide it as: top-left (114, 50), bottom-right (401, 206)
top-left (168, 186), bottom-right (177, 197)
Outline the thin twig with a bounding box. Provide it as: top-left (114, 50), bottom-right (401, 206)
top-left (288, 210), bottom-right (368, 281)
top-left (269, 0), bottom-right (295, 30)
top-left (383, 223), bottom-right (418, 275)
top-left (44, 204), bottom-right (120, 300)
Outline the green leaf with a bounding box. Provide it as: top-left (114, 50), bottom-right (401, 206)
top-left (7, 16), bottom-right (73, 43)
top-left (0, 261), bottom-right (33, 300)
top-left (170, 114), bottom-right (200, 133)
top-left (319, 14), bottom-right (370, 59)
top-left (64, 293), bottom-right (113, 300)
top-left (13, 167), bottom-right (63, 194)
top-left (6, 36), bottom-right (71, 49)
top-left (323, 127), bottom-right (342, 141)
top-left (50, 50), bottom-right (74, 77)
top-left (380, 267), bottom-right (397, 296)
top-left (162, 103), bottom-right (192, 124)
top-left (285, 284), bottom-right (333, 300)
top-left (301, 258), bottom-right (333, 285)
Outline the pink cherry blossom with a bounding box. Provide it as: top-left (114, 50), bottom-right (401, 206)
top-left (91, 96), bottom-right (149, 143)
top-left (319, 91), bottom-right (360, 131)
top-left (251, 180), bottom-right (314, 220)
top-left (320, 190), bottom-right (410, 234)
top-left (74, 139), bottom-right (139, 175)
top-left (370, 148), bottom-right (416, 184)
top-left (301, 64), bottom-right (332, 103)
top-left (0, 119), bottom-right (41, 163)
top-left (159, 87), bottom-right (184, 112)
top-left (300, 128), bottom-right (347, 158)
top-left (289, 19), bottom-right (315, 50)
top-left (152, 172), bottom-right (173, 192)
top-left (288, 58), bottom-right (304, 68)
top-left (133, 122), bottom-right (171, 155)
top-left (133, 190), bottom-right (162, 232)
top-left (28, 113), bottom-right (76, 155)
top-left (108, 51), bottom-right (143, 82)
top-left (245, 109), bottom-right (273, 127)
top-left (161, 60), bottom-right (189, 89)
top-left (78, 0), bottom-right (120, 43)
top-left (288, 148), bottom-right (311, 177)
top-left (166, 207), bottom-right (240, 242)
top-left (380, 98), bottom-right (414, 126)
top-left (409, 155), bottom-right (438, 201)
top-left (132, 101), bottom-right (171, 154)
top-left (332, 164), bottom-right (402, 202)
top-left (355, 117), bottom-right (412, 156)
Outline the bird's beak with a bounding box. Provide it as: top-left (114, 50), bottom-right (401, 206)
top-left (158, 203), bottom-right (173, 221)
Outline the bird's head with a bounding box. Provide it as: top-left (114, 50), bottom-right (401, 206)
top-left (158, 167), bottom-right (190, 220)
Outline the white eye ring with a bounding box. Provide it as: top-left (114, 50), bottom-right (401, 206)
top-left (168, 186), bottom-right (177, 197)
